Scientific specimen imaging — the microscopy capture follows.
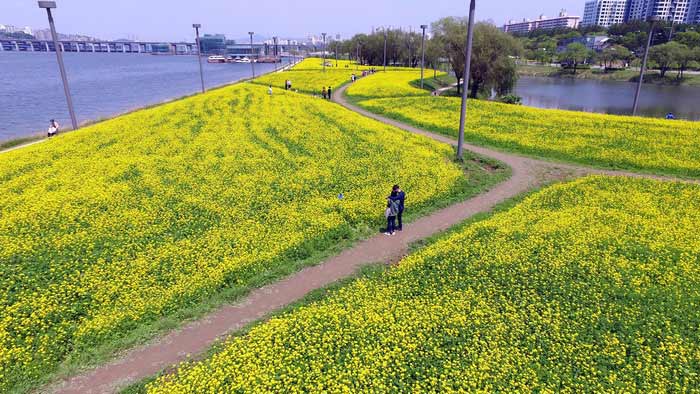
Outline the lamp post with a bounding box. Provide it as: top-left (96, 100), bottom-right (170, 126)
top-left (273, 36), bottom-right (278, 70)
top-left (335, 34), bottom-right (340, 67)
top-left (383, 29), bottom-right (388, 72)
top-left (192, 24), bottom-right (205, 93)
top-left (322, 32), bottom-right (327, 72)
top-left (248, 32), bottom-right (255, 78)
top-left (632, 17), bottom-right (658, 116)
top-left (457, 0), bottom-right (476, 161)
top-left (420, 24), bottom-right (428, 88)
top-left (38, 1), bottom-right (77, 130)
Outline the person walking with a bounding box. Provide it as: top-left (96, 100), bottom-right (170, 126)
top-left (322, 86), bottom-right (328, 100)
top-left (327, 86), bottom-right (332, 100)
top-left (47, 119), bottom-right (59, 138)
top-left (287, 80), bottom-right (292, 90)
top-left (284, 80), bottom-right (289, 90)
top-left (268, 85), bottom-right (273, 95)
top-left (384, 190), bottom-right (400, 236)
top-left (390, 185), bottom-right (406, 231)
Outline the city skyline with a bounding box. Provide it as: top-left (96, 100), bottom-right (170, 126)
top-left (1, 0), bottom-right (583, 42)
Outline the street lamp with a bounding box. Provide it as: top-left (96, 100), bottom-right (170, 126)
top-left (38, 1), bottom-right (78, 130)
top-left (192, 24), bottom-right (205, 93)
top-left (335, 34), bottom-right (340, 67)
top-left (248, 31), bottom-right (255, 78)
top-left (322, 33), bottom-right (327, 72)
top-left (457, 0), bottom-right (476, 161)
top-left (420, 25), bottom-right (428, 89)
top-left (273, 36), bottom-right (278, 70)
top-left (383, 29), bottom-right (388, 72)
top-left (632, 17), bottom-right (658, 116)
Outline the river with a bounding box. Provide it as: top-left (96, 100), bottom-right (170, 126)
top-left (515, 76), bottom-right (700, 121)
top-left (0, 52), bottom-right (283, 142)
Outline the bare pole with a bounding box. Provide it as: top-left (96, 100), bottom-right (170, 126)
top-left (192, 24), bottom-right (205, 93)
top-left (39, 1), bottom-right (78, 130)
top-left (383, 29), bottom-right (388, 72)
top-left (457, 0), bottom-right (476, 160)
top-left (322, 33), bottom-right (327, 72)
top-left (633, 18), bottom-right (657, 116)
top-left (420, 24), bottom-right (427, 88)
top-left (248, 32), bottom-right (255, 78)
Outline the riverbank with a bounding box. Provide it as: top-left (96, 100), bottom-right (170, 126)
top-left (0, 58), bottom-right (300, 153)
top-left (518, 64), bottom-right (700, 86)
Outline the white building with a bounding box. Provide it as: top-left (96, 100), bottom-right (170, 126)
top-left (0, 24), bottom-right (32, 35)
top-left (582, 0), bottom-right (629, 26)
top-left (503, 10), bottom-right (580, 34)
top-left (627, 0), bottom-right (692, 23)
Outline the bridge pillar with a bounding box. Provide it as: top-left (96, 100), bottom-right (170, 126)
top-left (14, 41), bottom-right (19, 51)
top-left (106, 43), bottom-right (110, 53)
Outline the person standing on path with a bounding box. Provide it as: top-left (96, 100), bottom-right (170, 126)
top-left (322, 87), bottom-right (328, 100)
top-left (327, 86), bottom-right (332, 100)
top-left (385, 190), bottom-right (400, 236)
top-left (47, 119), bottom-right (59, 138)
top-left (390, 185), bottom-right (406, 231)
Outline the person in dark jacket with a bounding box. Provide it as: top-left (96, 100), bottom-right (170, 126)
top-left (327, 86), bottom-right (332, 100)
top-left (390, 185), bottom-right (406, 231)
top-left (385, 191), bottom-right (400, 236)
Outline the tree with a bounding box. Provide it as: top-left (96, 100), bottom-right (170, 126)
top-left (431, 17), bottom-right (469, 95)
top-left (649, 41), bottom-right (683, 77)
top-left (597, 45), bottom-right (633, 69)
top-left (469, 23), bottom-right (523, 98)
top-left (432, 18), bottom-right (521, 97)
top-left (675, 44), bottom-right (694, 79)
top-left (674, 31), bottom-right (700, 49)
top-left (560, 43), bottom-right (592, 74)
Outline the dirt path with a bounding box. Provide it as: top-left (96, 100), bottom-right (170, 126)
top-left (48, 85), bottom-right (694, 394)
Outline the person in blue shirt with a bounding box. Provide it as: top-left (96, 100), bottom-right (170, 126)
top-left (390, 185), bottom-right (406, 231)
top-left (666, 112), bottom-right (675, 120)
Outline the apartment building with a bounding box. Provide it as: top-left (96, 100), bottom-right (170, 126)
top-left (627, 0), bottom-right (691, 23)
top-left (504, 11), bottom-right (580, 34)
top-left (582, 0), bottom-right (629, 26)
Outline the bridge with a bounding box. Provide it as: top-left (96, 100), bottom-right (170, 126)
top-left (0, 40), bottom-right (199, 54)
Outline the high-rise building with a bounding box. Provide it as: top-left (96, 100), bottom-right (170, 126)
top-left (582, 0), bottom-right (628, 26)
top-left (504, 10), bottom-right (580, 34)
top-left (687, 0), bottom-right (700, 23)
top-left (627, 0), bottom-right (691, 23)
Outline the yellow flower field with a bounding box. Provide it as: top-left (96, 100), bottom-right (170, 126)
top-left (148, 176), bottom-right (700, 393)
top-left (350, 72), bottom-right (700, 177)
top-left (0, 84), bottom-right (482, 391)
top-left (346, 69), bottom-right (443, 100)
top-left (292, 57), bottom-right (411, 72)
top-left (252, 70), bottom-right (356, 95)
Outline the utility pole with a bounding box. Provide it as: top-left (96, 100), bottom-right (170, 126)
top-left (457, 0), bottom-right (476, 161)
top-left (383, 29), bottom-right (388, 72)
top-left (273, 36), bottom-right (278, 71)
top-left (335, 34), bottom-right (340, 67)
top-left (192, 24), bottom-right (205, 93)
top-left (248, 32), bottom-right (255, 78)
top-left (420, 24), bottom-right (428, 89)
top-left (322, 33), bottom-right (327, 72)
top-left (633, 17), bottom-right (658, 116)
top-left (38, 1), bottom-right (78, 130)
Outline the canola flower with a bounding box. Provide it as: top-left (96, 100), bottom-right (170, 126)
top-left (349, 71), bottom-right (700, 178)
top-left (345, 69), bottom-right (443, 100)
top-left (291, 57), bottom-right (411, 72)
top-left (252, 70), bottom-right (356, 95)
top-left (148, 176), bottom-right (700, 393)
top-left (0, 83), bottom-right (472, 392)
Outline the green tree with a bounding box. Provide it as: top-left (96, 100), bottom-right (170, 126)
top-left (597, 45), bottom-right (633, 69)
top-left (432, 19), bottom-right (521, 97)
top-left (469, 23), bottom-right (523, 98)
top-left (649, 41), bottom-right (684, 77)
top-left (560, 43), bottom-right (592, 74)
top-left (675, 44), bottom-right (695, 79)
top-left (674, 31), bottom-right (700, 49)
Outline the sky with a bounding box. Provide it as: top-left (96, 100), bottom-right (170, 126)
top-left (2, 0), bottom-right (583, 42)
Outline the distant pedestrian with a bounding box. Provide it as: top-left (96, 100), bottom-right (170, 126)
top-left (268, 85), bottom-right (273, 95)
top-left (47, 119), bottom-right (59, 138)
top-left (284, 80), bottom-right (289, 90)
top-left (351, 74), bottom-right (356, 82)
top-left (287, 80), bottom-right (292, 90)
top-left (322, 86), bottom-right (328, 100)
top-left (384, 190), bottom-right (400, 236)
top-left (327, 86), bottom-right (332, 100)
top-left (666, 112), bottom-right (676, 120)
top-left (389, 185), bottom-right (406, 231)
